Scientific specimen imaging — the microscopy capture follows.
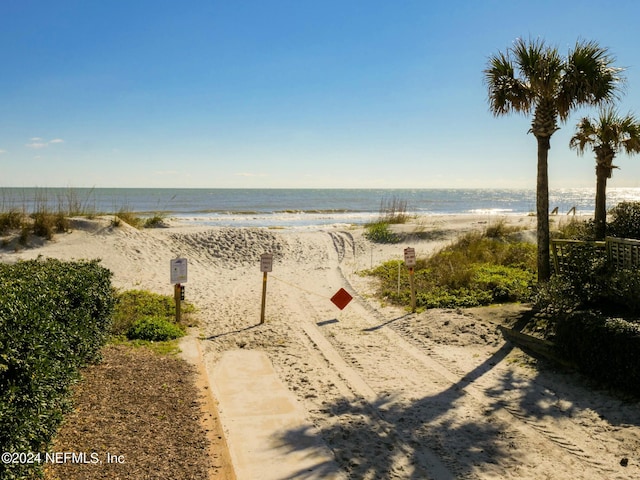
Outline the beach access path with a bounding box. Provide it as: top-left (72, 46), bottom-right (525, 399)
top-left (4, 214), bottom-right (640, 479)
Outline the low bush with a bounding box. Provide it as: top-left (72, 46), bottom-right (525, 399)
top-left (364, 222), bottom-right (400, 244)
top-left (552, 217), bottom-right (596, 240)
top-left (127, 316), bottom-right (185, 341)
top-left (0, 259), bottom-right (114, 479)
top-left (112, 289), bottom-right (194, 338)
top-left (608, 201), bottom-right (640, 239)
top-left (535, 240), bottom-right (640, 315)
top-left (555, 311), bottom-right (640, 395)
top-left (606, 269), bottom-right (640, 314)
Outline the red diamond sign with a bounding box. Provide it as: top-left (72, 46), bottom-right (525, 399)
top-left (330, 288), bottom-right (353, 310)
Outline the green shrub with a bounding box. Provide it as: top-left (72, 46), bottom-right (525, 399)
top-left (0, 259), bottom-right (114, 479)
top-left (533, 274), bottom-right (581, 313)
top-left (536, 241), bottom-right (609, 313)
top-left (607, 269), bottom-right (640, 313)
top-left (113, 290), bottom-right (175, 333)
top-left (555, 311), bottom-right (640, 395)
top-left (364, 222), bottom-right (400, 244)
top-left (471, 264), bottom-right (533, 303)
top-left (112, 289), bottom-right (195, 337)
top-left (608, 201), bottom-right (640, 239)
top-left (127, 316), bottom-right (185, 341)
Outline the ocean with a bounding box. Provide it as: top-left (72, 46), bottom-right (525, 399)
top-left (2, 187), bottom-right (640, 228)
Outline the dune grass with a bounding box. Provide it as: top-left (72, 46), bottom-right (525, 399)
top-left (0, 188), bottom-right (168, 247)
top-left (365, 220), bottom-right (537, 309)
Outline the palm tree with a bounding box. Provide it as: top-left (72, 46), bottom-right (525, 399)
top-left (485, 38), bottom-right (622, 281)
top-left (570, 107), bottom-right (640, 240)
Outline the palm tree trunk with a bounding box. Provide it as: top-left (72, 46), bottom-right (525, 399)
top-left (594, 164), bottom-right (608, 240)
top-left (536, 135), bottom-right (551, 282)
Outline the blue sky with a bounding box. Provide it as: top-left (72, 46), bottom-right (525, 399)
top-left (2, 0), bottom-right (640, 189)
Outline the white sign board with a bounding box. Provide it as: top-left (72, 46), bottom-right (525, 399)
top-left (404, 247), bottom-right (416, 268)
top-left (260, 253), bottom-right (273, 273)
top-left (170, 258), bottom-right (188, 284)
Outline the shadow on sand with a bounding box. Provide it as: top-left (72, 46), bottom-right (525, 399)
top-left (274, 309), bottom-right (640, 479)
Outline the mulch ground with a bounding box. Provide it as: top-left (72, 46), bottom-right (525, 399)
top-left (45, 344), bottom-right (234, 480)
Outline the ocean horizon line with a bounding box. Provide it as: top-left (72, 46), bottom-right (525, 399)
top-left (1, 186), bottom-right (639, 227)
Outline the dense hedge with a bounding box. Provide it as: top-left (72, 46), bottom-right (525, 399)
top-left (555, 311), bottom-right (640, 395)
top-left (0, 259), bottom-right (114, 479)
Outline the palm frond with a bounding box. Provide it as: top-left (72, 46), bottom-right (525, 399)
top-left (558, 40), bottom-right (624, 119)
top-left (484, 50), bottom-right (532, 115)
top-left (569, 117), bottom-right (597, 155)
top-left (570, 107), bottom-right (640, 158)
top-left (511, 37), bottom-right (563, 97)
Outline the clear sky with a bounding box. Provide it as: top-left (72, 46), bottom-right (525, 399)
top-left (2, 0), bottom-right (640, 189)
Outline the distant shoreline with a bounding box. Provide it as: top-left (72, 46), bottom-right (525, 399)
top-left (0, 186), bottom-right (634, 227)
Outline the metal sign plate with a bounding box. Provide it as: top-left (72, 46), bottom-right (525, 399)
top-left (404, 247), bottom-right (416, 268)
top-left (260, 253), bottom-right (273, 273)
top-left (170, 258), bottom-right (188, 284)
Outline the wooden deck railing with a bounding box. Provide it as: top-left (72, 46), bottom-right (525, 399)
top-left (606, 236), bottom-right (640, 270)
top-left (551, 239), bottom-right (605, 274)
top-left (551, 237), bottom-right (640, 274)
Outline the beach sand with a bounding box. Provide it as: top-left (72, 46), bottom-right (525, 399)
top-left (4, 213), bottom-right (640, 479)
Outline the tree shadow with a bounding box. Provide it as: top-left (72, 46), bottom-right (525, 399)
top-left (362, 313), bottom-right (414, 332)
top-left (276, 342), bottom-right (516, 478)
top-left (205, 323), bottom-right (260, 340)
top-left (275, 309), bottom-right (640, 478)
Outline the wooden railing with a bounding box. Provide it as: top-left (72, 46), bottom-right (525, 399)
top-left (607, 236), bottom-right (640, 269)
top-left (551, 237), bottom-right (640, 274)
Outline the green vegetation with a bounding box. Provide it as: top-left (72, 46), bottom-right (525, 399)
top-left (486, 38), bottom-right (622, 281)
top-left (555, 311), bottom-right (640, 396)
top-left (534, 206), bottom-right (640, 395)
top-left (0, 259), bottom-right (199, 478)
top-left (570, 108), bottom-right (640, 240)
top-left (112, 207), bottom-right (143, 228)
top-left (127, 316), bottom-right (186, 341)
top-left (0, 189), bottom-right (168, 246)
top-left (377, 196), bottom-right (410, 224)
top-left (364, 222), bottom-right (400, 244)
top-left (364, 196), bottom-right (410, 244)
top-left (365, 221), bottom-right (536, 309)
top-left (143, 213), bottom-right (167, 228)
top-left (0, 259), bottom-right (114, 480)
top-left (112, 289), bottom-right (194, 342)
top-left (607, 201), bottom-right (640, 239)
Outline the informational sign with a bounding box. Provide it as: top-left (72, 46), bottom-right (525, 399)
top-left (331, 288), bottom-right (353, 310)
top-left (170, 258), bottom-right (188, 284)
top-left (260, 253), bottom-right (273, 273)
top-left (404, 247), bottom-right (416, 268)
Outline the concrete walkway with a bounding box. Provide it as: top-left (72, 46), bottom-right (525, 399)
top-left (208, 349), bottom-right (346, 480)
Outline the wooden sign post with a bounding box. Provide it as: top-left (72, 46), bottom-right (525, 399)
top-left (404, 247), bottom-right (416, 313)
top-left (170, 258), bottom-right (188, 323)
top-left (260, 254), bottom-right (273, 324)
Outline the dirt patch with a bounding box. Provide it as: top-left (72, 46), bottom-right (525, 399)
top-left (45, 344), bottom-right (234, 480)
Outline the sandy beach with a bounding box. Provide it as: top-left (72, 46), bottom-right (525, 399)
top-left (4, 213), bottom-right (640, 479)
